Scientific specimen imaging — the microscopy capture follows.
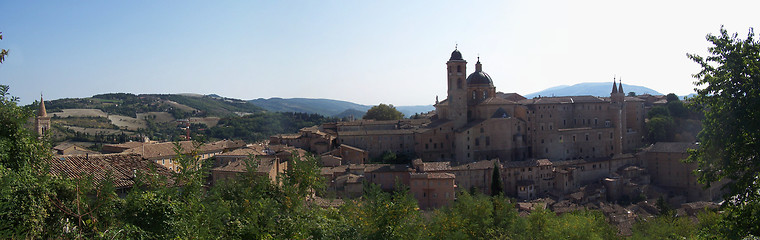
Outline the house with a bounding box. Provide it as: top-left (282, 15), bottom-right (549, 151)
top-left (47, 153), bottom-right (173, 196)
top-left (410, 172), bottom-right (455, 209)
top-left (210, 155), bottom-right (286, 184)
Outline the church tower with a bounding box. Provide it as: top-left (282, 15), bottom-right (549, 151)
top-left (610, 79), bottom-right (625, 155)
top-left (36, 95), bottom-right (51, 136)
top-left (446, 47), bottom-right (468, 128)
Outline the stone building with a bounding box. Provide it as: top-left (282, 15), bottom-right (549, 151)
top-left (641, 142), bottom-right (725, 201)
top-left (410, 172), bottom-right (455, 209)
top-left (418, 48), bottom-right (645, 164)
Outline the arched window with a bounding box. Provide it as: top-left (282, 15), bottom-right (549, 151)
top-left (483, 91), bottom-right (487, 99)
top-left (457, 78), bottom-right (462, 89)
top-left (457, 65), bottom-right (461, 73)
top-left (472, 91), bottom-right (476, 99)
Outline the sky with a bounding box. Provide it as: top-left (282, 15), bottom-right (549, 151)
top-left (0, 1), bottom-right (757, 106)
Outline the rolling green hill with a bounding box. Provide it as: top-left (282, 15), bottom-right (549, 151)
top-left (44, 93), bottom-right (264, 119)
top-left (248, 97), bottom-right (434, 117)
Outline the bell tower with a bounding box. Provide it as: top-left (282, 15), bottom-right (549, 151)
top-left (610, 78), bottom-right (625, 155)
top-left (446, 47), bottom-right (468, 128)
top-left (36, 94), bottom-right (51, 136)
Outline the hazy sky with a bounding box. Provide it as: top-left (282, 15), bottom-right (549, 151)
top-left (0, 1), bottom-right (757, 106)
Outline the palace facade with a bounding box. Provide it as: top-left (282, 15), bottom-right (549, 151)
top-left (303, 48), bottom-right (647, 164)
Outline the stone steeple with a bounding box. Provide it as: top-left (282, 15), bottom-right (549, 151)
top-left (36, 94), bottom-right (51, 136)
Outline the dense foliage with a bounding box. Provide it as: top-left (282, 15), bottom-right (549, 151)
top-left (687, 27), bottom-right (760, 237)
top-left (205, 112), bottom-right (337, 142)
top-left (645, 95), bottom-right (701, 143)
top-left (363, 103), bottom-right (404, 121)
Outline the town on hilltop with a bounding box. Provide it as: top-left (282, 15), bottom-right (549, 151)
top-left (37, 48), bottom-right (721, 234)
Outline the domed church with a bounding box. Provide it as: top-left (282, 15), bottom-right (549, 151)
top-left (416, 48), bottom-right (645, 163)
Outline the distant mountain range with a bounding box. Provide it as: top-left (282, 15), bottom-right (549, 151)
top-left (246, 82), bottom-right (673, 118)
top-left (247, 98), bottom-right (434, 118)
top-left (524, 82), bottom-right (663, 99)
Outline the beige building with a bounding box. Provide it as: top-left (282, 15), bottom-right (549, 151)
top-left (641, 142), bottom-right (725, 201)
top-left (210, 155), bottom-right (286, 184)
top-left (122, 140), bottom-right (245, 171)
top-left (410, 172), bottom-right (455, 209)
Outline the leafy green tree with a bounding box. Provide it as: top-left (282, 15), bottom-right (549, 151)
top-left (628, 91), bottom-right (636, 97)
top-left (646, 116), bottom-right (674, 143)
top-left (666, 93), bottom-right (680, 102)
top-left (342, 183), bottom-right (425, 239)
top-left (363, 103), bottom-right (404, 120)
top-left (686, 27), bottom-right (760, 237)
top-left (0, 66), bottom-right (55, 238)
top-left (647, 106), bottom-right (671, 119)
top-left (428, 192), bottom-right (519, 239)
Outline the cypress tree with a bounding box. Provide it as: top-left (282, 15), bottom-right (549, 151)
top-left (491, 161), bottom-right (503, 196)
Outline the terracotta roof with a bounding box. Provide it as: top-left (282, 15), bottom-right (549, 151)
top-left (338, 129), bottom-right (417, 136)
top-left (336, 173), bottom-right (364, 184)
top-left (645, 142), bottom-right (698, 153)
top-left (339, 144), bottom-right (367, 153)
top-left (219, 146), bottom-right (266, 156)
top-left (496, 92), bottom-right (527, 102)
top-left (419, 161), bottom-right (451, 172)
top-left (411, 172), bottom-right (455, 179)
top-left (364, 164), bottom-right (413, 173)
top-left (502, 159), bottom-right (552, 168)
top-left (211, 156), bottom-right (278, 173)
top-left (451, 159), bottom-right (497, 170)
top-left (321, 165), bottom-right (348, 175)
top-left (123, 140), bottom-right (243, 159)
top-left (480, 97), bottom-right (516, 105)
top-left (48, 153), bottom-right (173, 189)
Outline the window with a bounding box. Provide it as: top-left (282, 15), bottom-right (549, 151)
top-left (483, 91), bottom-right (487, 99)
top-left (457, 78), bottom-right (462, 89)
top-left (472, 91), bottom-right (476, 99)
top-left (486, 137), bottom-right (491, 146)
top-left (457, 66), bottom-right (461, 72)
top-left (475, 138), bottom-right (480, 146)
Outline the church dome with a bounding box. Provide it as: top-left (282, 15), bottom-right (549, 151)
top-left (449, 49), bottom-right (463, 61)
top-left (466, 70), bottom-right (493, 86)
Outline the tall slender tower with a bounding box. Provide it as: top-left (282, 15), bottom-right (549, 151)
top-left (36, 95), bottom-right (51, 136)
top-left (446, 47), bottom-right (468, 128)
top-left (610, 79), bottom-right (625, 155)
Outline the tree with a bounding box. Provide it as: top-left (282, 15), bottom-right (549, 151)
top-left (686, 26), bottom-right (760, 237)
top-left (0, 32), bottom-right (8, 63)
top-left (491, 161), bottom-right (502, 196)
top-left (666, 93), bottom-right (680, 102)
top-left (363, 103), bottom-right (404, 121)
top-left (628, 91), bottom-right (636, 97)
